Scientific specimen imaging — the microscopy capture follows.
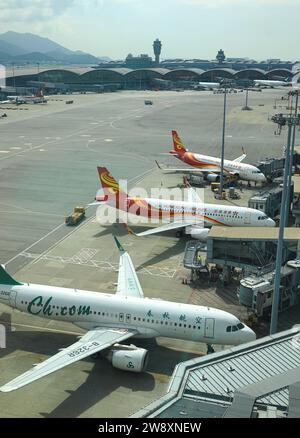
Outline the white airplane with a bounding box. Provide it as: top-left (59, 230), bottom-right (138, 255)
top-left (194, 82), bottom-right (220, 91)
top-left (166, 130), bottom-right (266, 184)
top-left (7, 90), bottom-right (47, 105)
top-left (254, 79), bottom-right (292, 88)
top-left (0, 237), bottom-right (256, 392)
top-left (94, 167), bottom-right (275, 240)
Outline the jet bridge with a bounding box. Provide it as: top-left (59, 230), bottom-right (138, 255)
top-left (248, 185), bottom-right (285, 220)
top-left (206, 227), bottom-right (300, 274)
top-left (238, 260), bottom-right (300, 317)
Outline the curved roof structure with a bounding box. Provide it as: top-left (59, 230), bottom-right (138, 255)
top-left (6, 66), bottom-right (297, 88)
top-left (199, 68), bottom-right (236, 80)
top-left (81, 68), bottom-right (132, 83)
top-left (164, 68), bottom-right (205, 80)
top-left (234, 68), bottom-right (266, 79)
top-left (293, 71), bottom-right (300, 83)
top-left (265, 68), bottom-right (293, 79)
top-left (38, 69), bottom-right (81, 83)
top-left (125, 68), bottom-right (168, 79)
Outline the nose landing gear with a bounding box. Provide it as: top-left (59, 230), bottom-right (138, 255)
top-left (206, 344), bottom-right (215, 354)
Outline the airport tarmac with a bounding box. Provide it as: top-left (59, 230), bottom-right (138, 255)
top-left (0, 89), bottom-right (286, 272)
top-left (0, 88), bottom-right (293, 417)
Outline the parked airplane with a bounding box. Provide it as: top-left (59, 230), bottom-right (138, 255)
top-left (194, 82), bottom-right (220, 91)
top-left (94, 167), bottom-right (275, 240)
top-left (167, 130), bottom-right (266, 184)
top-left (254, 79), bottom-right (292, 88)
top-left (7, 89), bottom-right (47, 105)
top-left (0, 238), bottom-right (256, 392)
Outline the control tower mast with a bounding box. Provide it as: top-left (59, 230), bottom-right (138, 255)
top-left (153, 39), bottom-right (162, 66)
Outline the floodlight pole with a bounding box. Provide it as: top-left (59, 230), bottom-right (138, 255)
top-left (219, 85), bottom-right (227, 197)
top-left (270, 119), bottom-right (293, 334)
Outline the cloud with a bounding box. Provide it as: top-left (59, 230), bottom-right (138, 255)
top-left (0, 0), bottom-right (76, 22)
top-left (179, 0), bottom-right (299, 5)
top-left (0, 0), bottom-right (142, 23)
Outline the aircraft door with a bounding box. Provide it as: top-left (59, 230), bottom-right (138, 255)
top-left (126, 314), bottom-right (131, 324)
top-left (119, 313), bottom-right (124, 323)
top-left (244, 210), bottom-right (251, 225)
top-left (204, 318), bottom-right (215, 338)
top-left (9, 290), bottom-right (17, 308)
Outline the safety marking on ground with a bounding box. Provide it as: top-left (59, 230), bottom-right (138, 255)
top-left (20, 248), bottom-right (180, 279)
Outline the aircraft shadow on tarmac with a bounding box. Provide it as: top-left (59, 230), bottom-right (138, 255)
top-left (136, 238), bottom-right (186, 270)
top-left (0, 328), bottom-right (198, 418)
top-left (92, 223), bottom-right (186, 269)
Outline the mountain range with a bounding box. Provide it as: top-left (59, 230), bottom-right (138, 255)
top-left (0, 31), bottom-right (109, 64)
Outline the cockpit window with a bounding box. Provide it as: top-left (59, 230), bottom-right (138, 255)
top-left (227, 323), bottom-right (245, 333)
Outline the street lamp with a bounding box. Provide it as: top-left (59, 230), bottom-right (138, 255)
top-left (285, 90), bottom-right (299, 225)
top-left (270, 111), bottom-right (300, 334)
top-left (242, 88), bottom-right (252, 111)
top-left (219, 81), bottom-right (230, 198)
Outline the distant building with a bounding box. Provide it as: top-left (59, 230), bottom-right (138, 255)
top-left (125, 53), bottom-right (153, 69)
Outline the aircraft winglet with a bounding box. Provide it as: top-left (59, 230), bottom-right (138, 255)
top-left (113, 236), bottom-right (126, 253)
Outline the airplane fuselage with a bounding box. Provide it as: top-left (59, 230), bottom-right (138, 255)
top-left (0, 283), bottom-right (254, 346)
top-left (254, 80), bottom-right (290, 88)
top-left (103, 195), bottom-right (275, 228)
top-left (175, 151), bottom-right (266, 183)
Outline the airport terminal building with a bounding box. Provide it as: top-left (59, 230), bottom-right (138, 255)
top-left (4, 65), bottom-right (299, 94)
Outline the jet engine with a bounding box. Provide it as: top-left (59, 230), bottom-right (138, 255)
top-left (206, 174), bottom-right (220, 182)
top-left (105, 344), bottom-right (149, 373)
top-left (189, 227), bottom-right (210, 241)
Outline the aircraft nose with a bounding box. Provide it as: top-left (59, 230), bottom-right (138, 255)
top-left (239, 326), bottom-right (256, 344)
top-left (257, 173), bottom-right (266, 182)
top-left (242, 327), bottom-right (256, 343)
top-left (266, 218), bottom-right (276, 227)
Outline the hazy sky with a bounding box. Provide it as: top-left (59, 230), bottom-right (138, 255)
top-left (0, 0), bottom-right (299, 60)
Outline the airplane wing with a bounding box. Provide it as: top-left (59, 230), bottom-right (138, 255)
top-left (114, 236), bottom-right (144, 298)
top-left (233, 149), bottom-right (247, 163)
top-left (0, 328), bottom-right (135, 392)
top-left (155, 161), bottom-right (218, 175)
top-left (134, 220), bottom-right (193, 237)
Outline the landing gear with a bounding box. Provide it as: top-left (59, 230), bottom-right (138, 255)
top-left (206, 344), bottom-right (215, 354)
top-left (91, 352), bottom-right (102, 359)
top-left (176, 230), bottom-right (184, 238)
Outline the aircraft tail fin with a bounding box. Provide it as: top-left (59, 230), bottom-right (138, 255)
top-left (0, 265), bottom-right (22, 286)
top-left (171, 130), bottom-right (187, 155)
top-left (97, 167), bottom-right (127, 196)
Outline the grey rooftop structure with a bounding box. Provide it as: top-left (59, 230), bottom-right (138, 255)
top-left (132, 326), bottom-right (300, 418)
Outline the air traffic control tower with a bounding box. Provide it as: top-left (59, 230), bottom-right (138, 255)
top-left (153, 38), bottom-right (162, 66)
